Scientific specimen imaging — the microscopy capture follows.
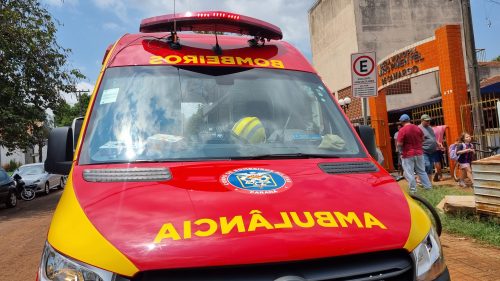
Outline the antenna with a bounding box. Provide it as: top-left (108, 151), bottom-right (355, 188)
top-left (173, 0), bottom-right (176, 32)
top-left (213, 26), bottom-right (222, 55)
top-left (167, 0), bottom-right (180, 49)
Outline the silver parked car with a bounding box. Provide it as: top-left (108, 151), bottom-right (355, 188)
top-left (12, 163), bottom-right (66, 195)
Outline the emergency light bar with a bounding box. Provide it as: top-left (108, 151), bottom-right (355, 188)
top-left (140, 11), bottom-right (283, 41)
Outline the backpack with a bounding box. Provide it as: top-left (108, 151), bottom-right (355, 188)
top-left (449, 143), bottom-right (459, 161)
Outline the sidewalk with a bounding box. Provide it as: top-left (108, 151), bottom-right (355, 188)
top-left (442, 233), bottom-right (500, 281)
top-left (393, 172), bottom-right (500, 280)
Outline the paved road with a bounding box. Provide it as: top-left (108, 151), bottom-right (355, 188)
top-left (0, 189), bottom-right (499, 281)
top-left (0, 189), bottom-right (62, 281)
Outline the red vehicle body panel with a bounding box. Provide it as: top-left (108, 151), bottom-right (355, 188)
top-left (107, 33), bottom-right (315, 73)
top-left (72, 160), bottom-right (410, 271)
top-left (68, 19), bottom-right (413, 273)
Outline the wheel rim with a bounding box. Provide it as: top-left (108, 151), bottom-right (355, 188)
top-left (9, 193), bottom-right (16, 206)
top-left (22, 189), bottom-right (35, 200)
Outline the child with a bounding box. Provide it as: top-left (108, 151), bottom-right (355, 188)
top-left (456, 132), bottom-right (474, 187)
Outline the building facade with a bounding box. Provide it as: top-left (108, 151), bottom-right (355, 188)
top-left (308, 0), bottom-right (500, 173)
top-left (309, 0), bottom-right (464, 120)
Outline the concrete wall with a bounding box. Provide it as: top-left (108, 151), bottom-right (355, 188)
top-left (309, 0), bottom-right (464, 111)
top-left (0, 145), bottom-right (47, 168)
top-left (0, 146), bottom-right (25, 168)
top-left (479, 62), bottom-right (500, 80)
top-left (309, 0), bottom-right (359, 93)
top-left (354, 0), bottom-right (462, 59)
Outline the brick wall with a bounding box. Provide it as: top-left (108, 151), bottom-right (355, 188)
top-left (369, 24), bottom-right (469, 172)
top-left (338, 86), bottom-right (363, 121)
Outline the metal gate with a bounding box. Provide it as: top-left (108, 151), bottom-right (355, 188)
top-left (410, 102), bottom-right (450, 169)
top-left (460, 93), bottom-right (500, 160)
top-left (411, 102), bottom-right (445, 126)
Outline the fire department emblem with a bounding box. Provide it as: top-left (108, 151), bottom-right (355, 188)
top-left (221, 168), bottom-right (292, 194)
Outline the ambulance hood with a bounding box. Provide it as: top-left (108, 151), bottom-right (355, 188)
top-left (71, 159), bottom-right (411, 271)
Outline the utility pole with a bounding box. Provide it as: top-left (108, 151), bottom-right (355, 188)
top-left (461, 0), bottom-right (486, 147)
top-left (74, 90), bottom-right (90, 116)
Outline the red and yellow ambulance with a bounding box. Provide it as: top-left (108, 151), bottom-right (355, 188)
top-left (41, 11), bottom-right (450, 281)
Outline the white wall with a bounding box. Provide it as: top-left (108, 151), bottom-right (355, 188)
top-left (386, 73), bottom-right (441, 111)
top-left (0, 146), bottom-right (25, 167)
top-left (0, 145), bottom-right (47, 168)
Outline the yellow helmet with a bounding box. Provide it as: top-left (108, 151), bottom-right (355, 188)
top-left (232, 117), bottom-right (266, 144)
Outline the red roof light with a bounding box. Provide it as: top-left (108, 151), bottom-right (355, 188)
top-left (140, 10), bottom-right (281, 40)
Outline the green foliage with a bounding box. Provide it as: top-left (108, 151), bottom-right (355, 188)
top-left (1, 159), bottom-right (21, 172)
top-left (493, 55), bottom-right (500, 62)
top-left (8, 159), bottom-right (21, 171)
top-left (53, 93), bottom-right (91, 127)
top-left (0, 0), bottom-right (85, 153)
top-left (185, 105), bottom-right (204, 139)
top-left (442, 213), bottom-right (500, 247)
top-left (401, 183), bottom-right (500, 247)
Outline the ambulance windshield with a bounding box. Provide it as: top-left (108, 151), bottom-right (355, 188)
top-left (79, 66), bottom-right (365, 164)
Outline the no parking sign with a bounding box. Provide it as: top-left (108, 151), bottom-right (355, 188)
top-left (351, 52), bottom-right (377, 97)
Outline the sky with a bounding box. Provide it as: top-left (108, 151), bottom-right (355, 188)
top-left (42, 0), bottom-right (500, 99)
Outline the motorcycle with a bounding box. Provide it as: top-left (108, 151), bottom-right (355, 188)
top-left (13, 174), bottom-right (36, 201)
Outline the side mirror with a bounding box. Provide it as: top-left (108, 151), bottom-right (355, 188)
top-left (354, 125), bottom-right (378, 160)
top-left (45, 127), bottom-right (74, 175)
top-left (71, 117), bottom-right (84, 151)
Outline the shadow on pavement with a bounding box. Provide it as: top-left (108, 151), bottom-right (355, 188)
top-left (0, 189), bottom-right (63, 222)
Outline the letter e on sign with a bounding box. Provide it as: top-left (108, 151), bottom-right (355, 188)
top-left (351, 52), bottom-right (377, 98)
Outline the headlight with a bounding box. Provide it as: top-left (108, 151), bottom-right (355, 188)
top-left (34, 179), bottom-right (41, 184)
top-left (411, 228), bottom-right (446, 281)
top-left (39, 243), bottom-right (114, 281)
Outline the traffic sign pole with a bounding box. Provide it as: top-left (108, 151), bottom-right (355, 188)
top-left (363, 98), bottom-right (368, 125)
top-left (351, 52), bottom-right (377, 125)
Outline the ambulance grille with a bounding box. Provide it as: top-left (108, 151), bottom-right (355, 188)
top-left (125, 250), bottom-right (414, 281)
top-left (319, 162), bottom-right (379, 174)
top-left (83, 168), bottom-right (171, 182)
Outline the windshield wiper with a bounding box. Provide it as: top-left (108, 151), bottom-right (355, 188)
top-left (232, 153), bottom-right (340, 160)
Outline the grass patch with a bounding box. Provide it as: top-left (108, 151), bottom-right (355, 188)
top-left (399, 181), bottom-right (500, 247)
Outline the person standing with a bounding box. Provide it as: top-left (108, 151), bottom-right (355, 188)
top-left (418, 114), bottom-right (437, 179)
top-left (397, 114), bottom-right (432, 193)
top-left (432, 124), bottom-right (447, 181)
top-left (456, 132), bottom-right (475, 187)
top-left (393, 124), bottom-right (403, 176)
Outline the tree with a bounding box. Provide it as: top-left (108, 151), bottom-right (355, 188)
top-left (53, 92), bottom-right (91, 127)
top-left (0, 0), bottom-right (84, 155)
top-left (493, 55), bottom-right (500, 62)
